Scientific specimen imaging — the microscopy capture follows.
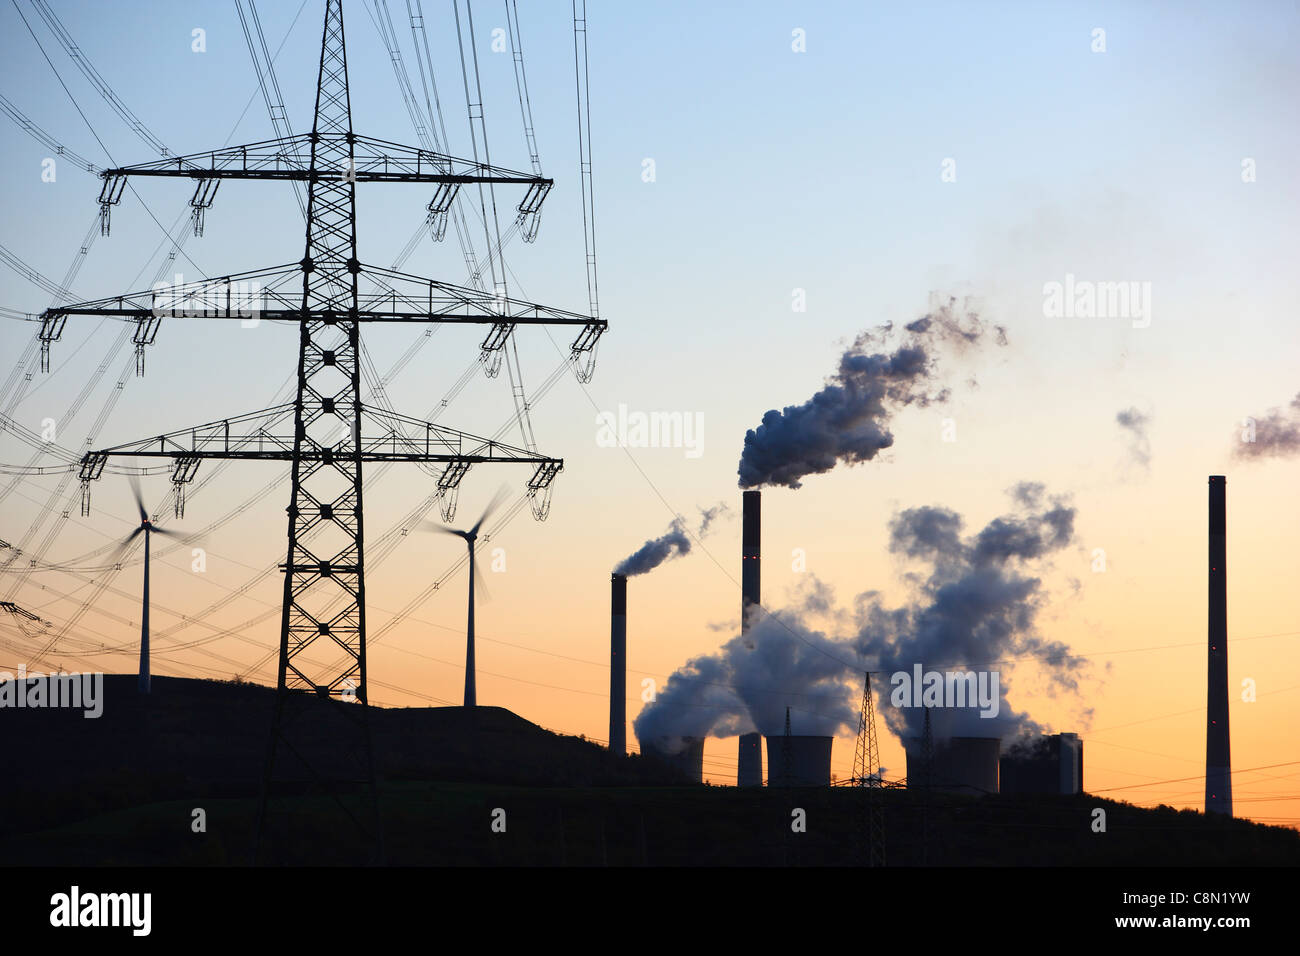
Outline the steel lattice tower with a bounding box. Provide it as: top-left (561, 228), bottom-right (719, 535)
top-left (37, 0), bottom-right (604, 862)
top-left (263, 0), bottom-right (375, 861)
top-left (852, 672), bottom-right (881, 786)
top-left (852, 671), bottom-right (885, 866)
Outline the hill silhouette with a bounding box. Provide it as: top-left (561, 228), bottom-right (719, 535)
top-left (3, 675), bottom-right (1297, 866)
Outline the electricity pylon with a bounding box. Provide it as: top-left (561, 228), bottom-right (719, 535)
top-left (852, 671), bottom-right (885, 866)
top-left (38, 0), bottom-right (604, 863)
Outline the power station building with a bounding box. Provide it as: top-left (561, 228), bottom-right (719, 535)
top-left (905, 736), bottom-right (1000, 794)
top-left (738, 731), bottom-right (763, 787)
top-left (764, 735), bottom-right (833, 787)
top-left (999, 733), bottom-right (1084, 795)
top-left (638, 735), bottom-right (705, 782)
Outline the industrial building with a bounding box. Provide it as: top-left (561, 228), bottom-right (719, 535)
top-left (738, 731), bottom-right (763, 787)
top-left (639, 735), bottom-right (705, 782)
top-left (999, 733), bottom-right (1084, 795)
top-left (905, 736), bottom-right (1000, 794)
top-left (764, 735), bottom-right (833, 787)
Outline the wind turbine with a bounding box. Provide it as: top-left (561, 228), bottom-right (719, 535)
top-left (422, 487), bottom-right (510, 707)
top-left (118, 477), bottom-right (182, 694)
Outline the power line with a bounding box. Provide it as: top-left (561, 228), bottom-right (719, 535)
top-left (1089, 761), bottom-right (1300, 794)
top-left (0, 90), bottom-right (99, 172)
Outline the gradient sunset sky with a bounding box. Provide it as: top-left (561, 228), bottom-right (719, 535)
top-left (1, 0), bottom-right (1297, 827)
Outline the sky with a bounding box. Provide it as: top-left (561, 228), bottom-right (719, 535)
top-left (1, 0), bottom-right (1298, 828)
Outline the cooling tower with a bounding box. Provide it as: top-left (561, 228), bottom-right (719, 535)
top-left (609, 573), bottom-right (627, 756)
top-left (639, 735), bottom-right (705, 783)
top-left (742, 490), bottom-right (760, 633)
top-left (1206, 476), bottom-right (1232, 815)
top-left (737, 731), bottom-right (762, 787)
top-left (763, 735), bottom-right (833, 787)
top-left (907, 736), bottom-right (1000, 794)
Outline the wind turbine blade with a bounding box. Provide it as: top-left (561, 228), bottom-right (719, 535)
top-left (105, 526), bottom-right (142, 566)
top-left (473, 549), bottom-right (492, 603)
top-left (419, 518), bottom-right (465, 537)
top-left (128, 474), bottom-right (148, 522)
top-left (470, 484), bottom-right (512, 537)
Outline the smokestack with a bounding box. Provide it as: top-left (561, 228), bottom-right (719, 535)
top-left (610, 573), bottom-right (627, 756)
top-left (742, 490), bottom-right (761, 632)
top-left (1206, 476), bottom-right (1232, 815)
top-left (738, 731), bottom-right (762, 787)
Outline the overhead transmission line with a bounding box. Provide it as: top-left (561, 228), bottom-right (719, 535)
top-left (4, 3), bottom-right (600, 714)
top-left (234, 0), bottom-right (307, 220)
top-left (28, 0), bottom-right (171, 158)
top-left (0, 90), bottom-right (99, 172)
top-left (0, 0), bottom-right (261, 630)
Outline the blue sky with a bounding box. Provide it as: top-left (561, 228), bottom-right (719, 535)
top-left (2, 1), bottom-right (1298, 808)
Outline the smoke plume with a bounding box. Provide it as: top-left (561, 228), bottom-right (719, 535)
top-left (853, 484), bottom-right (1085, 743)
top-left (633, 595), bottom-right (860, 742)
top-left (1115, 406), bottom-right (1151, 470)
top-left (1235, 392), bottom-right (1300, 460)
top-left (635, 485), bottom-right (1086, 749)
top-left (737, 299), bottom-right (1006, 489)
top-left (614, 503), bottom-right (727, 576)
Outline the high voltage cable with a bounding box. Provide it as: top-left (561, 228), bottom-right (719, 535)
top-left (11, 0), bottom-right (208, 278)
top-left (28, 0), bottom-right (171, 158)
top-left (1, 5), bottom-right (305, 662)
top-left (234, 0), bottom-right (308, 219)
top-left (0, 241), bottom-right (81, 302)
top-left (1, 2), bottom-right (314, 596)
top-left (0, 90), bottom-right (99, 172)
top-left (3, 6), bottom-right (599, 735)
top-left (53, 1), bottom-right (561, 658)
top-left (1089, 761), bottom-right (1300, 794)
top-left (3, 4), bottom-right (216, 606)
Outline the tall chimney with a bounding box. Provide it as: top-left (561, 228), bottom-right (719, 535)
top-left (610, 573), bottom-right (628, 755)
top-left (1205, 476), bottom-right (1232, 815)
top-left (738, 731), bottom-right (762, 787)
top-left (742, 490), bottom-right (761, 633)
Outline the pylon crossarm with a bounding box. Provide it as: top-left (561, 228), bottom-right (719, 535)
top-left (98, 132), bottom-right (548, 187)
top-left (99, 134), bottom-right (312, 179)
top-left (78, 404), bottom-right (298, 460)
top-left (39, 264), bottom-right (304, 333)
top-left (359, 404), bottom-right (555, 463)
top-left (350, 134), bottom-right (549, 187)
top-left (75, 403), bottom-right (561, 466)
top-left (37, 262), bottom-right (606, 339)
top-left (359, 264), bottom-right (603, 330)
